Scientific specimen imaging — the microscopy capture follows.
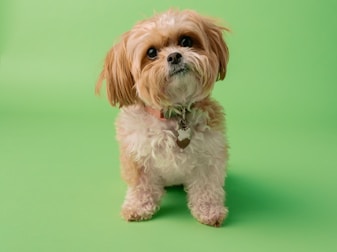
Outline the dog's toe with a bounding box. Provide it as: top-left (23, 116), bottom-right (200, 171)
top-left (192, 204), bottom-right (228, 227)
top-left (121, 201), bottom-right (159, 222)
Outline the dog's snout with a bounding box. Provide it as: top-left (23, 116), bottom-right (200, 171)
top-left (167, 52), bottom-right (182, 65)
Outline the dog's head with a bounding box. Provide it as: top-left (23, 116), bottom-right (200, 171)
top-left (96, 9), bottom-right (229, 109)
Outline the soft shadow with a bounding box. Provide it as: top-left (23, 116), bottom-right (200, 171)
top-left (154, 186), bottom-right (190, 220)
top-left (153, 168), bottom-right (300, 227)
top-left (225, 168), bottom-right (301, 226)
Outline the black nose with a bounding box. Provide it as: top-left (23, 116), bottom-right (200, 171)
top-left (167, 52), bottom-right (182, 65)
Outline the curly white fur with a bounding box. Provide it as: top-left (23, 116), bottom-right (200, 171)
top-left (116, 104), bottom-right (228, 226)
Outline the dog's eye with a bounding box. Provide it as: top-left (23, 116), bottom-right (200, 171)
top-left (179, 36), bottom-right (193, 47)
top-left (147, 47), bottom-right (158, 59)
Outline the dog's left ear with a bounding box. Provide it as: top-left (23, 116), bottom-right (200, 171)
top-left (204, 20), bottom-right (230, 81)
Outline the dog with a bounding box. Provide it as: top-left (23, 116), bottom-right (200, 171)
top-left (96, 9), bottom-right (230, 227)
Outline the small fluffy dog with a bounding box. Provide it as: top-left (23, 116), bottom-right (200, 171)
top-left (96, 9), bottom-right (230, 227)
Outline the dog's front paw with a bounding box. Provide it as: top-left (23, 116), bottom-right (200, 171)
top-left (121, 199), bottom-right (159, 222)
top-left (191, 203), bottom-right (228, 227)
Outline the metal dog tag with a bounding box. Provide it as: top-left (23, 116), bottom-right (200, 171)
top-left (177, 127), bottom-right (191, 149)
top-left (176, 107), bottom-right (191, 149)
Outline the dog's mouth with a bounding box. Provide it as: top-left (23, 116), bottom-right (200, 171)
top-left (169, 65), bottom-right (189, 77)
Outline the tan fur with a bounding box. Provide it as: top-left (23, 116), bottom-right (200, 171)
top-left (96, 32), bottom-right (138, 107)
top-left (96, 9), bottom-right (229, 108)
top-left (119, 147), bottom-right (141, 186)
top-left (203, 22), bottom-right (229, 81)
top-left (195, 98), bottom-right (226, 132)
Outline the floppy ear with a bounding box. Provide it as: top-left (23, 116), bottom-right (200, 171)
top-left (95, 32), bottom-right (137, 107)
top-left (204, 21), bottom-right (230, 81)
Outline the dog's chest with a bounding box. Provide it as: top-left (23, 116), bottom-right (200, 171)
top-left (116, 105), bottom-right (223, 185)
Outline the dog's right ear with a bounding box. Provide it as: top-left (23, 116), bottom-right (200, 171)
top-left (95, 32), bottom-right (137, 107)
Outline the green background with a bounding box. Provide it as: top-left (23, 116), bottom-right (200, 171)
top-left (1, 0), bottom-right (337, 251)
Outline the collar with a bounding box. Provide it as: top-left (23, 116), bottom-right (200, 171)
top-left (144, 106), bottom-right (166, 121)
top-left (144, 104), bottom-right (193, 121)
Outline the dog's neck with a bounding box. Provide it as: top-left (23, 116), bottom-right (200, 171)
top-left (144, 106), bottom-right (166, 120)
top-left (144, 104), bottom-right (193, 149)
top-left (144, 103), bottom-right (193, 120)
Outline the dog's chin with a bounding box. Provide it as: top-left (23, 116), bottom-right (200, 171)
top-left (164, 70), bottom-right (206, 107)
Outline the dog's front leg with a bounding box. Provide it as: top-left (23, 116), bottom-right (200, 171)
top-left (186, 165), bottom-right (228, 227)
top-left (120, 163), bottom-right (164, 222)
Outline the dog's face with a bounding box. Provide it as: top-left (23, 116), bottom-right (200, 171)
top-left (96, 10), bottom-right (229, 109)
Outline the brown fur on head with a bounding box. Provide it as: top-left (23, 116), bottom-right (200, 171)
top-left (96, 9), bottom-right (229, 109)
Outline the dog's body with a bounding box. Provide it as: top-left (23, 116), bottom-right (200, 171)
top-left (97, 9), bottom-right (230, 227)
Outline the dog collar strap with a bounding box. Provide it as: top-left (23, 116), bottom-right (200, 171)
top-left (145, 106), bottom-right (166, 120)
top-left (163, 104), bottom-right (192, 119)
top-left (145, 104), bottom-right (192, 120)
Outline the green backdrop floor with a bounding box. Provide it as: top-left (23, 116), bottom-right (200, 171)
top-left (1, 1), bottom-right (337, 251)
